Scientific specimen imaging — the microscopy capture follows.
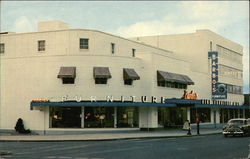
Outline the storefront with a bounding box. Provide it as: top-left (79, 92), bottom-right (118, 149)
top-left (30, 98), bottom-right (250, 131)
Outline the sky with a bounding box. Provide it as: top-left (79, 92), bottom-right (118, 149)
top-left (1, 1), bottom-right (249, 93)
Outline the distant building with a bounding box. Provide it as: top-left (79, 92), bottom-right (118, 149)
top-left (0, 21), bottom-right (248, 134)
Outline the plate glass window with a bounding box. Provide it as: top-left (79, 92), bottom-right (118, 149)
top-left (38, 40), bottom-right (45, 51)
top-left (80, 38), bottom-right (89, 49)
top-left (0, 43), bottom-right (4, 53)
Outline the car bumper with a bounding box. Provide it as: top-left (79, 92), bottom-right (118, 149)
top-left (222, 131), bottom-right (243, 135)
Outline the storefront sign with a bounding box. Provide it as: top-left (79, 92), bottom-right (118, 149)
top-left (201, 99), bottom-right (239, 106)
top-left (61, 95), bottom-right (166, 104)
top-left (208, 51), bottom-right (227, 99)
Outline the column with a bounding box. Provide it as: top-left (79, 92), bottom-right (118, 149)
top-left (187, 107), bottom-right (191, 122)
top-left (81, 106), bottom-right (84, 128)
top-left (114, 107), bottom-right (117, 128)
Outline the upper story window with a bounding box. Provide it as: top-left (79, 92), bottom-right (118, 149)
top-left (80, 38), bottom-right (89, 49)
top-left (95, 78), bottom-right (108, 84)
top-left (132, 48), bottom-right (136, 57)
top-left (111, 43), bottom-right (115, 54)
top-left (93, 67), bottom-right (112, 85)
top-left (57, 67), bottom-right (76, 85)
top-left (38, 40), bottom-right (45, 51)
top-left (0, 43), bottom-right (4, 53)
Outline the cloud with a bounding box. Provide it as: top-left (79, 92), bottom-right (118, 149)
top-left (113, 1), bottom-right (249, 93)
top-left (12, 16), bottom-right (34, 33)
top-left (11, 16), bottom-right (53, 33)
top-left (113, 1), bottom-right (231, 37)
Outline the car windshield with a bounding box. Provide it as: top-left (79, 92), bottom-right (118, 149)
top-left (228, 120), bottom-right (243, 125)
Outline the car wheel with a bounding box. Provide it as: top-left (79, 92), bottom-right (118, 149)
top-left (224, 134), bottom-right (228, 137)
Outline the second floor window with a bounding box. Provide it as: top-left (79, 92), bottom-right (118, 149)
top-left (38, 40), bottom-right (45, 51)
top-left (111, 43), bottom-right (115, 54)
top-left (0, 43), bottom-right (4, 53)
top-left (80, 38), bottom-right (89, 49)
top-left (95, 78), bottom-right (108, 84)
top-left (62, 78), bottom-right (75, 84)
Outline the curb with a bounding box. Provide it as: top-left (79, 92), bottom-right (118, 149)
top-left (0, 132), bottom-right (221, 142)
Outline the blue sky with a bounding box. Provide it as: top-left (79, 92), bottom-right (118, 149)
top-left (1, 1), bottom-right (249, 93)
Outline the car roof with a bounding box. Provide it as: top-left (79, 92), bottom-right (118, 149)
top-left (229, 118), bottom-right (246, 121)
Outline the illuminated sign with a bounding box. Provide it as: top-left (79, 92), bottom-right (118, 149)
top-left (208, 51), bottom-right (227, 99)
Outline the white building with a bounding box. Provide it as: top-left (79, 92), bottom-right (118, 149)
top-left (0, 21), bottom-right (248, 134)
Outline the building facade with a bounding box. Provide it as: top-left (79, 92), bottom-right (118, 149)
top-left (0, 21), bottom-right (249, 134)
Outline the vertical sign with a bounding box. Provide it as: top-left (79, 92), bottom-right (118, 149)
top-left (208, 51), bottom-right (227, 99)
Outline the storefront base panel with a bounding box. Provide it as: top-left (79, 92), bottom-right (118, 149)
top-left (0, 128), bottom-right (141, 135)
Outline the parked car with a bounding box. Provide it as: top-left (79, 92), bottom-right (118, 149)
top-left (222, 118), bottom-right (250, 137)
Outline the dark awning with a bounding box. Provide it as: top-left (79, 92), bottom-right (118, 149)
top-left (93, 67), bottom-right (112, 78)
top-left (157, 70), bottom-right (194, 85)
top-left (57, 67), bottom-right (76, 78)
top-left (123, 68), bottom-right (140, 80)
top-left (30, 101), bottom-right (176, 110)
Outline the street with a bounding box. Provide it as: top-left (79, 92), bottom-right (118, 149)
top-left (0, 134), bottom-right (249, 159)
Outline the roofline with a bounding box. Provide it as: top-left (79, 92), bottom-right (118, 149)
top-left (129, 29), bottom-right (243, 48)
top-left (0, 28), bottom-right (174, 54)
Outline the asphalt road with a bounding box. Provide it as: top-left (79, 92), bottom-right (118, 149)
top-left (0, 134), bottom-right (249, 159)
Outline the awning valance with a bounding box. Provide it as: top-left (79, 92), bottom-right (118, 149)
top-left (57, 67), bottom-right (76, 78)
top-left (93, 67), bottom-right (111, 78)
top-left (123, 68), bottom-right (140, 80)
top-left (157, 70), bottom-right (194, 85)
top-left (30, 101), bottom-right (176, 110)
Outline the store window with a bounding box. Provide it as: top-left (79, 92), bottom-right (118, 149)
top-left (117, 107), bottom-right (139, 128)
top-left (158, 107), bottom-right (187, 127)
top-left (38, 40), bottom-right (45, 51)
top-left (49, 107), bottom-right (81, 128)
top-left (0, 43), bottom-right (4, 53)
top-left (190, 108), bottom-right (211, 123)
top-left (80, 38), bottom-right (89, 49)
top-left (220, 109), bottom-right (229, 123)
top-left (84, 107), bottom-right (114, 128)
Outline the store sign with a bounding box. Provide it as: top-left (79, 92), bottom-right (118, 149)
top-left (61, 95), bottom-right (167, 104)
top-left (208, 51), bottom-right (227, 99)
top-left (201, 99), bottom-right (240, 106)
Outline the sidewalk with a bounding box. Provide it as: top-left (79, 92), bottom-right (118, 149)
top-left (0, 128), bottom-right (222, 142)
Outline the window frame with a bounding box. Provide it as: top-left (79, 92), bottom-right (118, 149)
top-left (79, 38), bottom-right (89, 49)
top-left (38, 40), bottom-right (46, 52)
top-left (95, 78), bottom-right (108, 84)
top-left (124, 79), bottom-right (133, 85)
top-left (111, 43), bottom-right (115, 54)
top-left (0, 43), bottom-right (5, 53)
top-left (62, 78), bottom-right (75, 84)
top-left (132, 48), bottom-right (136, 57)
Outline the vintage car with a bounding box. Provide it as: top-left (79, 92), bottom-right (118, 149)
top-left (222, 118), bottom-right (250, 137)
